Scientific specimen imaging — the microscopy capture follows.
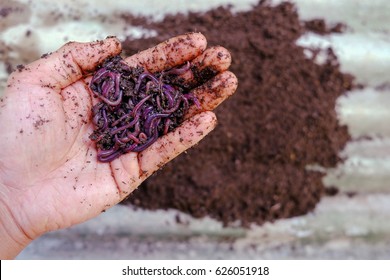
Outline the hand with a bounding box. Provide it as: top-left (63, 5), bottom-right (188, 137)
top-left (0, 33), bottom-right (237, 259)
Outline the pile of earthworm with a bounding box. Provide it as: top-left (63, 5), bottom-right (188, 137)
top-left (89, 55), bottom-right (198, 162)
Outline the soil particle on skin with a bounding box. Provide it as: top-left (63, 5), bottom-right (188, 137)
top-left (121, 1), bottom-right (353, 226)
top-left (40, 53), bottom-right (51, 59)
top-left (33, 116), bottom-right (50, 129)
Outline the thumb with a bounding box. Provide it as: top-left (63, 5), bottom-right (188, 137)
top-left (16, 37), bottom-right (122, 90)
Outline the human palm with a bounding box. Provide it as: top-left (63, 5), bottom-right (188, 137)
top-left (0, 34), bottom-right (237, 258)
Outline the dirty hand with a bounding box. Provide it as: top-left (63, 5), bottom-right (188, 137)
top-left (0, 33), bottom-right (237, 258)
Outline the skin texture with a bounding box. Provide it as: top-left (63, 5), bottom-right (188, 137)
top-left (0, 33), bottom-right (237, 259)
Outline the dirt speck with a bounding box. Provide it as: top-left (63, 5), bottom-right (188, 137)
top-left (33, 116), bottom-right (50, 129)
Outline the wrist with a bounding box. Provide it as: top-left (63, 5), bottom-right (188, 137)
top-left (0, 192), bottom-right (33, 259)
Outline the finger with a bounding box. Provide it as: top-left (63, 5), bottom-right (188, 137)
top-left (110, 111), bottom-right (217, 197)
top-left (124, 33), bottom-right (207, 72)
top-left (16, 37), bottom-right (122, 90)
top-left (177, 46), bottom-right (232, 88)
top-left (138, 111), bottom-right (217, 176)
top-left (186, 71), bottom-right (238, 118)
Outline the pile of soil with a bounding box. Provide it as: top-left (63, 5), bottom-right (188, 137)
top-left (121, 1), bottom-right (353, 226)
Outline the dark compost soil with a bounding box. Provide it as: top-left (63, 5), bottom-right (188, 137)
top-left (120, 1), bottom-right (353, 226)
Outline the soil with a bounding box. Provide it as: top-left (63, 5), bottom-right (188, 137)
top-left (121, 1), bottom-right (354, 226)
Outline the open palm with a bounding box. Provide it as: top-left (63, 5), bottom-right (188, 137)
top-left (0, 33), bottom-right (237, 258)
